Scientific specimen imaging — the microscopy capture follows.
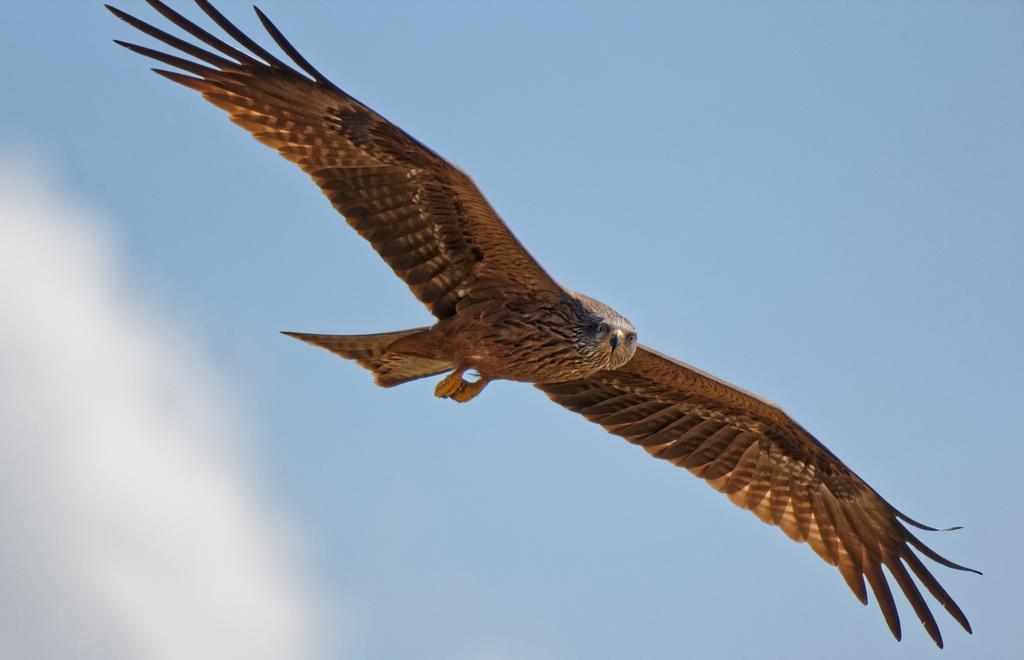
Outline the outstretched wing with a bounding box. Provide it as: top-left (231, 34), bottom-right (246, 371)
top-left (109, 0), bottom-right (563, 319)
top-left (537, 345), bottom-right (976, 647)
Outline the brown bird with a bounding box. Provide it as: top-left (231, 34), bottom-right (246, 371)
top-left (110, 0), bottom-right (977, 647)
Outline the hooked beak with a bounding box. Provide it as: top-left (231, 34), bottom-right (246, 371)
top-left (610, 329), bottom-right (624, 351)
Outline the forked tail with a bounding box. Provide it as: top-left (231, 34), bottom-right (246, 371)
top-left (282, 328), bottom-right (453, 387)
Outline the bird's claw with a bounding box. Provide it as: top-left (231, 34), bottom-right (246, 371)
top-left (434, 370), bottom-right (488, 403)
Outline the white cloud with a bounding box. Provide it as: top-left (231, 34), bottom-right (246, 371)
top-left (0, 157), bottom-right (326, 660)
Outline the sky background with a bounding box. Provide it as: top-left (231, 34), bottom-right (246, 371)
top-left (2, 1), bottom-right (1022, 659)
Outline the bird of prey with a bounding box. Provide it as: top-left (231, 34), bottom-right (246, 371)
top-left (110, 0), bottom-right (977, 647)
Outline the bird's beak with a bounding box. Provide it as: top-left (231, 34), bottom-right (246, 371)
top-left (610, 329), bottom-right (624, 351)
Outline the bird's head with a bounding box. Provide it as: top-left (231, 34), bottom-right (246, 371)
top-left (573, 293), bottom-right (638, 371)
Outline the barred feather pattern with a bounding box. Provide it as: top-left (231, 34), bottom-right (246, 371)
top-left (418, 291), bottom-right (634, 384)
top-left (537, 346), bottom-right (977, 647)
top-left (108, 0), bottom-right (563, 320)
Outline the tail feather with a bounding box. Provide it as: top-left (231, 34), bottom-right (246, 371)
top-left (282, 328), bottom-right (452, 387)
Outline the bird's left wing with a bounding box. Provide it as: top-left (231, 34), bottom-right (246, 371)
top-left (537, 345), bottom-right (976, 647)
top-left (109, 1), bottom-right (564, 320)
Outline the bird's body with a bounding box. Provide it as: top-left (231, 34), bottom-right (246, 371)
top-left (289, 288), bottom-right (637, 401)
top-left (395, 290), bottom-right (636, 384)
top-left (110, 0), bottom-right (978, 647)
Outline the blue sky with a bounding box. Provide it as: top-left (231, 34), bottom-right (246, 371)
top-left (2, 1), bottom-right (1021, 658)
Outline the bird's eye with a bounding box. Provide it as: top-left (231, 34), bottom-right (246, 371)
top-left (596, 322), bottom-right (610, 336)
top-left (626, 332), bottom-right (637, 344)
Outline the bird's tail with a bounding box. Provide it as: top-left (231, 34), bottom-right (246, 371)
top-left (282, 328), bottom-right (453, 387)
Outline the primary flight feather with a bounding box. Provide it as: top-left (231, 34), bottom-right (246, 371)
top-left (110, 0), bottom-right (977, 646)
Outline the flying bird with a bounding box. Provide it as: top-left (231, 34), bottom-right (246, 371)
top-left (110, 0), bottom-right (977, 647)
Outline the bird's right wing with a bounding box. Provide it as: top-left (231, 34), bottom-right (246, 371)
top-left (110, 1), bottom-right (564, 319)
top-left (537, 345), bottom-right (977, 647)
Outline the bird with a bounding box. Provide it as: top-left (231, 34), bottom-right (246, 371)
top-left (109, 0), bottom-right (977, 647)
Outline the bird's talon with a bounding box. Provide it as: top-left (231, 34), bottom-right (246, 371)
top-left (434, 369), bottom-right (466, 399)
top-left (450, 377), bottom-right (488, 403)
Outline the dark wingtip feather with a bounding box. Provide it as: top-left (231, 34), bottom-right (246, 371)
top-left (897, 510), bottom-right (965, 532)
top-left (875, 486), bottom-right (967, 532)
top-left (863, 553), bottom-right (902, 642)
top-left (144, 0), bottom-right (254, 65)
top-left (108, 2), bottom-right (236, 69)
top-left (193, 0), bottom-right (293, 71)
top-left (114, 39), bottom-right (215, 77)
top-left (884, 553), bottom-right (944, 648)
top-left (253, 4), bottom-right (338, 89)
top-left (151, 67), bottom-right (205, 90)
top-left (901, 550), bottom-right (974, 634)
top-left (904, 531), bottom-right (983, 576)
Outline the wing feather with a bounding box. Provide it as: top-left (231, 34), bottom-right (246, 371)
top-left (536, 345), bottom-right (976, 646)
top-left (110, 1), bottom-right (562, 319)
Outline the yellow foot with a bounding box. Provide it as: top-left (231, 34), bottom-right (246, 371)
top-left (450, 377), bottom-right (489, 403)
top-left (434, 370), bottom-right (489, 403)
top-left (434, 369), bottom-right (466, 398)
